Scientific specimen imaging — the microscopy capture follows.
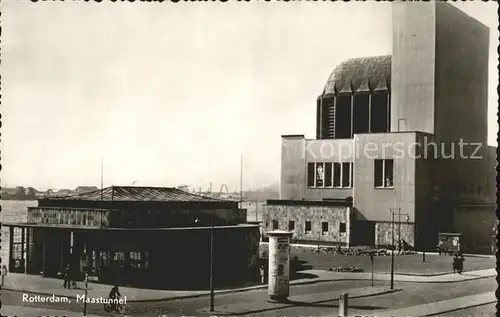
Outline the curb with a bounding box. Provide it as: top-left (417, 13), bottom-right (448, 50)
top-left (1, 279), bottom-right (331, 303)
top-left (422, 300), bottom-right (497, 316)
top-left (261, 243), bottom-right (495, 259)
top-left (2, 273), bottom-right (493, 303)
top-left (198, 288), bottom-right (402, 316)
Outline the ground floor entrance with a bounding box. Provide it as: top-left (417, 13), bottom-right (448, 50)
top-left (4, 223), bottom-right (260, 290)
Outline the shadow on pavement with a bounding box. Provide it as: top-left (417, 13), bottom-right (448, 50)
top-left (283, 300), bottom-right (385, 310)
top-left (290, 259), bottom-right (316, 280)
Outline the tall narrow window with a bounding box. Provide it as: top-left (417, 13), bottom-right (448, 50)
top-left (350, 163), bottom-right (354, 187)
top-left (333, 162), bottom-right (353, 188)
top-left (307, 163), bottom-right (315, 187)
top-left (333, 163), bottom-right (341, 187)
top-left (316, 163), bottom-right (325, 187)
top-left (375, 159), bottom-right (394, 188)
top-left (342, 163), bottom-right (351, 188)
top-left (325, 163), bottom-right (333, 187)
top-left (316, 99), bottom-right (322, 139)
top-left (370, 92), bottom-right (389, 133)
top-left (322, 222), bottom-right (329, 235)
top-left (335, 95), bottom-right (352, 139)
top-left (384, 160), bottom-right (394, 187)
top-left (339, 222), bottom-right (346, 233)
top-left (289, 220), bottom-right (295, 231)
top-left (353, 93), bottom-right (370, 134)
top-left (305, 221), bottom-right (312, 233)
top-left (272, 220), bottom-right (279, 230)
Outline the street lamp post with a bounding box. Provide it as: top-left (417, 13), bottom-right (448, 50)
top-left (389, 208), bottom-right (410, 290)
top-left (195, 217), bottom-right (215, 312)
top-left (83, 272), bottom-right (88, 317)
top-left (209, 219), bottom-right (215, 312)
top-left (390, 210), bottom-right (395, 290)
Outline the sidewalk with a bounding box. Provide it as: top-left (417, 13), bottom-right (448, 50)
top-left (263, 242), bottom-right (495, 259)
top-left (2, 304), bottom-right (103, 317)
top-left (198, 286), bottom-right (400, 315)
top-left (368, 291), bottom-right (495, 316)
top-left (301, 268), bottom-right (495, 284)
top-left (1, 268), bottom-right (495, 302)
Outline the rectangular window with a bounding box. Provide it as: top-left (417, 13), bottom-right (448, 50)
top-left (305, 221), bottom-right (312, 232)
top-left (289, 220), bottom-right (295, 231)
top-left (322, 222), bottom-right (328, 235)
top-left (315, 162), bottom-right (325, 187)
top-left (272, 220), bottom-right (279, 230)
top-left (325, 163), bottom-right (333, 187)
top-left (375, 159), bottom-right (394, 188)
top-left (342, 163), bottom-right (351, 188)
top-left (339, 222), bottom-right (346, 233)
top-left (307, 163), bottom-right (315, 187)
top-left (333, 162), bottom-right (352, 188)
top-left (370, 92), bottom-right (389, 133)
top-left (353, 93), bottom-right (370, 134)
top-left (333, 163), bottom-right (341, 187)
top-left (335, 95), bottom-right (352, 139)
top-left (309, 162), bottom-right (351, 188)
top-left (130, 252), bottom-right (142, 269)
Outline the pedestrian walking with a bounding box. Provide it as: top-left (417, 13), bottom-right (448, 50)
top-left (452, 254), bottom-right (458, 273)
top-left (259, 265), bottom-right (265, 284)
top-left (63, 264), bottom-right (70, 288)
top-left (458, 253), bottom-right (465, 274)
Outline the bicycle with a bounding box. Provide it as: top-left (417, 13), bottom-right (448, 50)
top-left (104, 297), bottom-right (126, 314)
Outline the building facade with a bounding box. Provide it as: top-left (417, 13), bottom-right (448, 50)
top-left (263, 2), bottom-right (496, 253)
top-left (4, 186), bottom-right (260, 289)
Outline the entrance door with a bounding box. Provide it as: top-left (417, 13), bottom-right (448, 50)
top-left (350, 221), bottom-right (376, 247)
top-left (9, 227), bottom-right (25, 273)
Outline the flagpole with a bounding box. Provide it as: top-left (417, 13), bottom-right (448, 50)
top-left (240, 155), bottom-right (243, 206)
top-left (101, 155), bottom-right (104, 200)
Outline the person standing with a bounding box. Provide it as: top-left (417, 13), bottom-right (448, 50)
top-left (63, 265), bottom-right (70, 288)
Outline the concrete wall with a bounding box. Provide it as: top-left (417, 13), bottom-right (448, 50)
top-left (391, 1), bottom-right (435, 134)
top-left (281, 136), bottom-right (307, 199)
top-left (352, 132), bottom-right (417, 223)
top-left (414, 133), bottom-right (437, 249)
top-left (375, 222), bottom-right (415, 249)
top-left (434, 1), bottom-right (489, 146)
top-left (454, 205), bottom-right (496, 254)
top-left (262, 204), bottom-right (351, 246)
top-left (280, 136), bottom-right (354, 200)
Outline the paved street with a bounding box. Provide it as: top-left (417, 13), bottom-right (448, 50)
top-left (280, 245), bottom-right (495, 275)
top-left (2, 276), bottom-right (496, 316)
top-left (444, 303), bottom-right (495, 317)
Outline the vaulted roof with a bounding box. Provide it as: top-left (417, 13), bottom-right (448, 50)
top-left (323, 55), bottom-right (392, 95)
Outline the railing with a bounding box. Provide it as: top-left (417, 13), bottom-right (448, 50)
top-left (27, 207), bottom-right (112, 227)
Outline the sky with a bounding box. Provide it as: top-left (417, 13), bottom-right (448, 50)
top-left (2, 1), bottom-right (498, 192)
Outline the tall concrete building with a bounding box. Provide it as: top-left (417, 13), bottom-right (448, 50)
top-left (263, 1), bottom-right (496, 253)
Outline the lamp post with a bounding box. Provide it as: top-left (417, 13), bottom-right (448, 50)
top-left (389, 208), bottom-right (410, 290)
top-left (195, 217), bottom-right (215, 312)
top-left (389, 209), bottom-right (396, 290)
top-left (83, 272), bottom-right (88, 316)
top-left (209, 218), bottom-right (215, 312)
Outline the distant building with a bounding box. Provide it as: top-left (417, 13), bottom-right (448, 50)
top-left (74, 186), bottom-right (99, 195)
top-left (4, 186), bottom-right (259, 289)
top-left (262, 2), bottom-right (495, 254)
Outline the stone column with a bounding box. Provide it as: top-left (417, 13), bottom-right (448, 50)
top-left (267, 230), bottom-right (293, 302)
